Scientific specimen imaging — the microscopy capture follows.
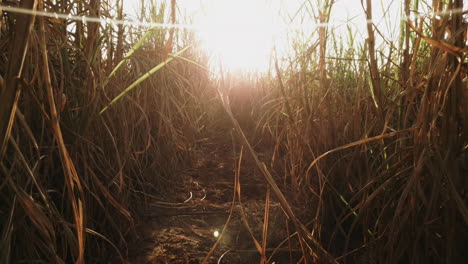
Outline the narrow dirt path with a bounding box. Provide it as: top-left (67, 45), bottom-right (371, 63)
top-left (128, 133), bottom-right (299, 264)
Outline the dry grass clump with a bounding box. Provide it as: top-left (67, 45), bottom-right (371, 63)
top-left (237, 0), bottom-right (467, 263)
top-left (0, 0), bottom-right (210, 263)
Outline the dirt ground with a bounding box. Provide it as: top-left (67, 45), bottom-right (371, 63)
top-left (128, 134), bottom-right (303, 264)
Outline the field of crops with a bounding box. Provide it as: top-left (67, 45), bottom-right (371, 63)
top-left (0, 0), bottom-right (466, 263)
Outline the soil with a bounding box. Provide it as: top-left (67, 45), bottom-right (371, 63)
top-left (128, 133), bottom-right (303, 264)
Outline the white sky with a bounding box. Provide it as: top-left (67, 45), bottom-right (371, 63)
top-left (121, 0), bottom-right (406, 72)
top-left (122, 0), bottom-right (403, 36)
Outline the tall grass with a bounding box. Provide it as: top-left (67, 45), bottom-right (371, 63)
top-left (0, 0), bottom-right (466, 263)
top-left (242, 0), bottom-right (467, 263)
top-left (0, 0), bottom-right (210, 263)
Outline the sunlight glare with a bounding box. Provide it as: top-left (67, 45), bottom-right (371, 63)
top-left (122, 0), bottom-right (404, 73)
top-left (195, 0), bottom-right (278, 72)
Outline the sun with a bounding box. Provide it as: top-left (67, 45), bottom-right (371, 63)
top-left (193, 0), bottom-right (278, 72)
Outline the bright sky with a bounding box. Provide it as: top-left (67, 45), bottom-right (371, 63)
top-left (123, 0), bottom-right (403, 72)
